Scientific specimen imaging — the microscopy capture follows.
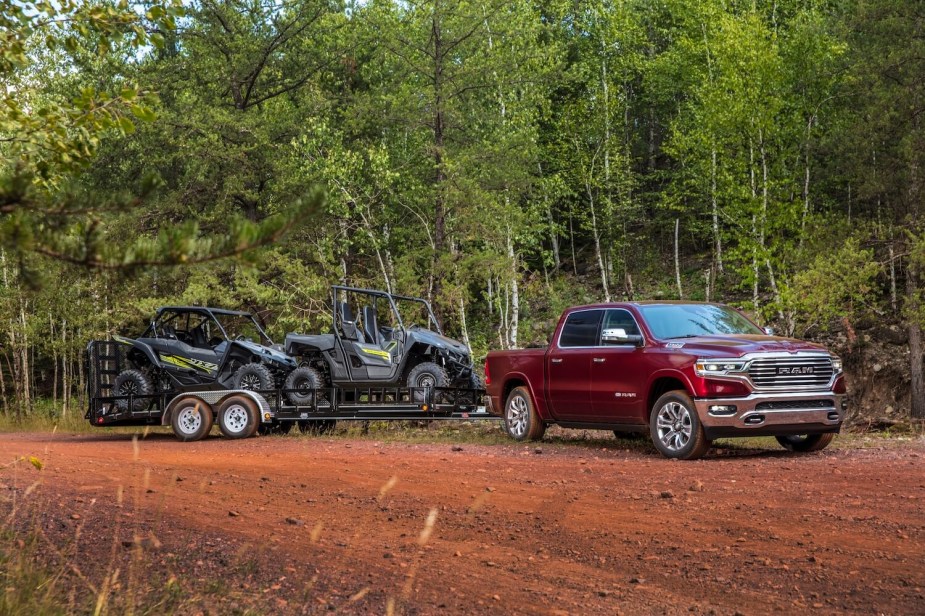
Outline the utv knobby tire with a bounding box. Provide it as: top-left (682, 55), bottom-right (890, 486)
top-left (406, 362), bottom-right (449, 403)
top-left (776, 433), bottom-right (835, 452)
top-left (217, 396), bottom-right (260, 439)
top-left (284, 367), bottom-right (326, 406)
top-left (232, 362), bottom-right (273, 392)
top-left (504, 386), bottom-right (545, 441)
top-left (113, 369), bottom-right (153, 412)
top-left (170, 397), bottom-right (213, 442)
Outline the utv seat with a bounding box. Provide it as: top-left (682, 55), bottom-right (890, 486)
top-left (190, 324), bottom-right (209, 349)
top-left (362, 306), bottom-right (382, 347)
top-left (338, 301), bottom-right (363, 342)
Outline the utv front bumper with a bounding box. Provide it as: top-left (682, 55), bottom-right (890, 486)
top-left (694, 391), bottom-right (845, 440)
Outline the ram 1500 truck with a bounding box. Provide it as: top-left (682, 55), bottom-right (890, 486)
top-left (484, 302), bottom-right (846, 460)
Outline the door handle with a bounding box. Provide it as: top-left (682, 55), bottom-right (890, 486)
top-left (593, 357), bottom-right (606, 363)
top-left (551, 358), bottom-right (563, 364)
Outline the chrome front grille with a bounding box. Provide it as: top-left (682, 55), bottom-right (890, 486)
top-left (747, 356), bottom-right (834, 389)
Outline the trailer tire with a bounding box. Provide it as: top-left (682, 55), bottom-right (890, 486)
top-left (407, 362), bottom-right (449, 403)
top-left (232, 362), bottom-right (273, 392)
top-left (217, 396), bottom-right (260, 439)
top-left (113, 369), bottom-right (152, 412)
top-left (504, 386), bottom-right (545, 441)
top-left (284, 367), bottom-right (326, 406)
top-left (170, 397), bottom-right (213, 442)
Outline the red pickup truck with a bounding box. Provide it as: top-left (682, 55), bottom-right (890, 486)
top-left (484, 302), bottom-right (846, 459)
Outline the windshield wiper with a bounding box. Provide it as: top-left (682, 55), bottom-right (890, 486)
top-left (664, 334), bottom-right (701, 340)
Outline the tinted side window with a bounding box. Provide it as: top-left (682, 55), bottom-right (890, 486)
top-left (559, 310), bottom-right (603, 347)
top-left (601, 309), bottom-right (641, 341)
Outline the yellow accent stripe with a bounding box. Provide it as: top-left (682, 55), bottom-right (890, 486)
top-left (361, 348), bottom-right (392, 361)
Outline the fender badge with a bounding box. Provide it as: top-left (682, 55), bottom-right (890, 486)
top-left (666, 342), bottom-right (685, 349)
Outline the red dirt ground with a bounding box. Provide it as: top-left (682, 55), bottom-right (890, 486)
top-left (1, 430), bottom-right (924, 615)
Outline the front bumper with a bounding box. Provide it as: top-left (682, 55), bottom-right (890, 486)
top-left (694, 391), bottom-right (845, 440)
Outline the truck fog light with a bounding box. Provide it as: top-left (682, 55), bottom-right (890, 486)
top-left (708, 405), bottom-right (737, 416)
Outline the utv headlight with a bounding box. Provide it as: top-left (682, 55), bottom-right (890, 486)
top-left (694, 359), bottom-right (748, 377)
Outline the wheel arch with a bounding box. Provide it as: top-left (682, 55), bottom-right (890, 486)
top-left (500, 374), bottom-right (550, 421)
top-left (646, 371), bottom-right (695, 419)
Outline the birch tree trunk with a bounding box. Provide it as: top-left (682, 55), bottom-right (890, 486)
top-left (674, 218), bottom-right (683, 299)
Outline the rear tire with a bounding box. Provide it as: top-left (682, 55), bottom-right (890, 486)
top-left (649, 391), bottom-right (711, 460)
top-left (775, 433), bottom-right (835, 452)
top-left (284, 367), bottom-right (325, 406)
top-left (504, 386), bottom-right (545, 441)
top-left (170, 397), bottom-right (213, 442)
top-left (113, 369), bottom-right (153, 412)
top-left (217, 396), bottom-right (259, 439)
top-left (406, 362), bottom-right (449, 403)
top-left (232, 362), bottom-right (273, 392)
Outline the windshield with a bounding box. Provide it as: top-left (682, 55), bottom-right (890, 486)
top-left (215, 313), bottom-right (272, 345)
top-left (637, 304), bottom-right (763, 339)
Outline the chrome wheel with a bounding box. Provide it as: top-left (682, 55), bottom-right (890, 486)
top-left (655, 401), bottom-right (693, 452)
top-left (222, 404), bottom-right (249, 434)
top-left (506, 394), bottom-right (529, 438)
top-left (176, 405), bottom-right (202, 435)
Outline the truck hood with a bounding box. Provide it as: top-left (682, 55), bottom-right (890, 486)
top-left (409, 328), bottom-right (470, 358)
top-left (660, 335), bottom-right (830, 358)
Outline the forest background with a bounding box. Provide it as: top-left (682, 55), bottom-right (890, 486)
top-left (2, 0), bottom-right (924, 422)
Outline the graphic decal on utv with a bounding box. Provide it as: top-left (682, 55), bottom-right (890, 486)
top-left (360, 347), bottom-right (392, 362)
top-left (159, 354), bottom-right (217, 373)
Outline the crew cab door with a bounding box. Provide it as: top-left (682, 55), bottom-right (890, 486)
top-left (590, 309), bottom-right (647, 421)
top-left (546, 309), bottom-right (603, 420)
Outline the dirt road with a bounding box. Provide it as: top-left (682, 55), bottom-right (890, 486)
top-left (1, 430), bottom-right (924, 615)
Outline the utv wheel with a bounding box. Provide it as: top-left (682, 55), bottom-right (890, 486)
top-left (217, 396), bottom-right (259, 439)
top-left (504, 386), bottom-right (545, 441)
top-left (650, 391), bottom-right (711, 460)
top-left (113, 369), bottom-right (153, 412)
top-left (776, 433), bottom-right (835, 452)
top-left (170, 397), bottom-right (213, 442)
top-left (233, 362), bottom-right (273, 392)
top-left (284, 367), bottom-right (326, 406)
top-left (407, 362), bottom-right (449, 403)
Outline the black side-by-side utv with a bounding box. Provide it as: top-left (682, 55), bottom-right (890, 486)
top-left (284, 286), bottom-right (479, 403)
top-left (110, 306), bottom-right (296, 410)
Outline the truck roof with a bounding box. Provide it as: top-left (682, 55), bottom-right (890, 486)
top-left (566, 300), bottom-right (726, 310)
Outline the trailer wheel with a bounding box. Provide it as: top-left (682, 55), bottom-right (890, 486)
top-left (284, 367), bottom-right (326, 406)
top-left (232, 362), bottom-right (273, 392)
top-left (113, 369), bottom-right (152, 412)
top-left (217, 396), bottom-right (259, 439)
top-left (504, 386), bottom-right (545, 441)
top-left (775, 433), bottom-right (834, 452)
top-left (170, 397), bottom-right (213, 442)
top-left (407, 362), bottom-right (449, 403)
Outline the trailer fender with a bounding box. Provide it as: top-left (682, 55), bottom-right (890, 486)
top-left (162, 390), bottom-right (273, 426)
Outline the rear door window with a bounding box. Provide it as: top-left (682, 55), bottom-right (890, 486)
top-left (558, 310), bottom-right (604, 347)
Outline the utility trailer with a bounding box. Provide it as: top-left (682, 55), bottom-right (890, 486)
top-left (85, 340), bottom-right (494, 441)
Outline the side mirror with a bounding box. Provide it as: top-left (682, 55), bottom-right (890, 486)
top-left (601, 328), bottom-right (644, 347)
top-left (763, 327), bottom-right (775, 336)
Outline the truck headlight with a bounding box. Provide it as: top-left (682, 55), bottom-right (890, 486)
top-left (832, 356), bottom-right (843, 374)
top-left (694, 359), bottom-right (748, 377)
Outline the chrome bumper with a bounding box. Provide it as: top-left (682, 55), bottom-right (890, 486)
top-left (694, 391), bottom-right (845, 438)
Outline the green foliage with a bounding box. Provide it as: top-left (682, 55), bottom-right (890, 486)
top-left (790, 238), bottom-right (880, 332)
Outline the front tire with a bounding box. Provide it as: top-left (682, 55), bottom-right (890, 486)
top-left (776, 433), bottom-right (835, 452)
top-left (406, 362), bottom-right (449, 403)
top-left (650, 391), bottom-right (711, 460)
top-left (232, 362), bottom-right (273, 392)
top-left (504, 386), bottom-right (545, 441)
top-left (170, 397), bottom-right (213, 442)
top-left (217, 396), bottom-right (259, 439)
top-left (284, 367), bottom-right (325, 406)
top-left (113, 369), bottom-right (153, 412)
